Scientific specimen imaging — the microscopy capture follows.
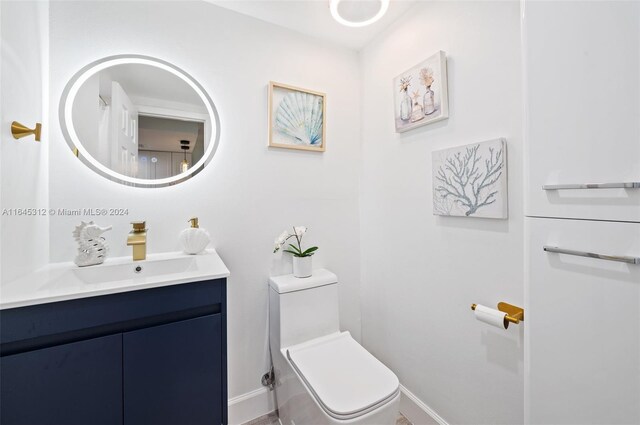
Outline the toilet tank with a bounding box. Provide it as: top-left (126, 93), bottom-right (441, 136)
top-left (269, 269), bottom-right (339, 349)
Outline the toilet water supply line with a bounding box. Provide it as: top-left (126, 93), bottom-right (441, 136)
top-left (262, 299), bottom-right (276, 391)
top-left (262, 366), bottom-right (275, 391)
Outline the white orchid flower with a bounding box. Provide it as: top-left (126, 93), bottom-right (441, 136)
top-left (294, 226), bottom-right (307, 238)
top-left (273, 230), bottom-right (290, 253)
top-left (273, 226), bottom-right (316, 256)
top-left (277, 230), bottom-right (289, 244)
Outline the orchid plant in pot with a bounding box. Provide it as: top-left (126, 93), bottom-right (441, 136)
top-left (273, 226), bottom-right (318, 278)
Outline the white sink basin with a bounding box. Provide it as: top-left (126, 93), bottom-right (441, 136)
top-left (71, 256), bottom-right (198, 285)
top-left (0, 250), bottom-right (230, 309)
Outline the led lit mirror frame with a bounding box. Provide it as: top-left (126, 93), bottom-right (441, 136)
top-left (60, 55), bottom-right (220, 188)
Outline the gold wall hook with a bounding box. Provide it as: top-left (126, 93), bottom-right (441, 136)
top-left (471, 302), bottom-right (524, 325)
top-left (11, 121), bottom-right (42, 141)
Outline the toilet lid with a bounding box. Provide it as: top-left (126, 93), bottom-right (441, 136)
top-left (287, 332), bottom-right (399, 420)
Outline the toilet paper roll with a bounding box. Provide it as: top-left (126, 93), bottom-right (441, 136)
top-left (474, 304), bottom-right (508, 329)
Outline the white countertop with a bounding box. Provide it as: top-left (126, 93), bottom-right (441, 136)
top-left (0, 250), bottom-right (230, 310)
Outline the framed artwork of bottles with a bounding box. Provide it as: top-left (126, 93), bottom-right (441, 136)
top-left (393, 51), bottom-right (449, 133)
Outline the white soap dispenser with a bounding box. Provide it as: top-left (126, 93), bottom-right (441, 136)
top-left (179, 217), bottom-right (210, 255)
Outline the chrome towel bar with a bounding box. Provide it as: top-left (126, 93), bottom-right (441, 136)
top-left (542, 182), bottom-right (640, 190)
top-left (543, 246), bottom-right (640, 265)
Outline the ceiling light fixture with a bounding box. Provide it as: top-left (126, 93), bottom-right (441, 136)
top-left (180, 141), bottom-right (190, 173)
top-left (329, 0), bottom-right (390, 28)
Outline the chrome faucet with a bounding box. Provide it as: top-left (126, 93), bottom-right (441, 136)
top-left (127, 221), bottom-right (147, 261)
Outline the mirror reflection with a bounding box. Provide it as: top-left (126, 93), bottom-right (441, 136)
top-left (69, 61), bottom-right (213, 182)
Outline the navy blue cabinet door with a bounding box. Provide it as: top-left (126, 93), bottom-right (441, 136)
top-left (123, 314), bottom-right (223, 425)
top-left (0, 334), bottom-right (123, 425)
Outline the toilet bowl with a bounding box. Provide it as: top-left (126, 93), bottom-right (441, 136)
top-left (269, 269), bottom-right (400, 425)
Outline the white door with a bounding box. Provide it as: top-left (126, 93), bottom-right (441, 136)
top-left (110, 81), bottom-right (138, 177)
top-left (526, 217), bottom-right (640, 424)
top-left (524, 1), bottom-right (640, 222)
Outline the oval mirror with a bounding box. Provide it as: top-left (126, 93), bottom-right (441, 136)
top-left (60, 55), bottom-right (220, 187)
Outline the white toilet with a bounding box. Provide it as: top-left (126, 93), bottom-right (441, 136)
top-left (269, 269), bottom-right (400, 425)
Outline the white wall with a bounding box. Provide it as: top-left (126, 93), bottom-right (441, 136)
top-left (359, 2), bottom-right (523, 424)
top-left (0, 0), bottom-right (49, 284)
top-left (48, 1), bottom-right (362, 401)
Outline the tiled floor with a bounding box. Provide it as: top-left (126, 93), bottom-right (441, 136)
top-left (242, 412), bottom-right (279, 425)
top-left (243, 412), bottom-right (412, 425)
top-left (395, 414), bottom-right (412, 425)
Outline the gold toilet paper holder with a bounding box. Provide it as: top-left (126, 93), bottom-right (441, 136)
top-left (471, 302), bottom-right (524, 325)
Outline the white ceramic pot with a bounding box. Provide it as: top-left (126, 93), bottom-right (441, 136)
top-left (292, 256), bottom-right (312, 278)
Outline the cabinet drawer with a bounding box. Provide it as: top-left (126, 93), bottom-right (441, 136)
top-left (524, 1), bottom-right (640, 222)
top-left (1, 279), bottom-right (225, 350)
top-left (526, 218), bottom-right (640, 424)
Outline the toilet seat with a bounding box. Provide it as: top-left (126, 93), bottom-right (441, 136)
top-left (287, 332), bottom-right (400, 421)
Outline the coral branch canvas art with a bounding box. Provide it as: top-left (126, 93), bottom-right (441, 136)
top-left (268, 81), bottom-right (326, 152)
top-left (432, 138), bottom-right (508, 219)
top-left (394, 51), bottom-right (449, 133)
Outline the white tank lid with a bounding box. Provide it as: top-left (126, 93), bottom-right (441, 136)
top-left (268, 268), bottom-right (337, 294)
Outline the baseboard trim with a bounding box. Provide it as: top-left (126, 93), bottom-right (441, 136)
top-left (399, 384), bottom-right (449, 425)
top-left (229, 383), bottom-right (445, 425)
top-left (228, 387), bottom-right (276, 425)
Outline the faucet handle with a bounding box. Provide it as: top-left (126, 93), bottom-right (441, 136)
top-left (131, 221), bottom-right (146, 232)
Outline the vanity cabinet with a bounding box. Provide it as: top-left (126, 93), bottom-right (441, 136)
top-left (0, 279), bottom-right (227, 425)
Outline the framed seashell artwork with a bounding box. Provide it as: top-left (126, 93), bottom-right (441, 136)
top-left (268, 81), bottom-right (326, 152)
top-left (393, 50), bottom-right (449, 133)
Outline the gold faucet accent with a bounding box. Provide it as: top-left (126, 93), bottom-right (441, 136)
top-left (127, 221), bottom-right (147, 261)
